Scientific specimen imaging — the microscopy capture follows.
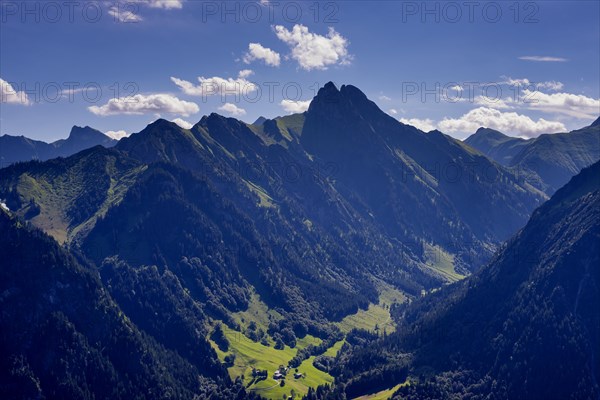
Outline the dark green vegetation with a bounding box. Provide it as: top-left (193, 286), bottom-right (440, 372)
top-left (0, 209), bottom-right (259, 399)
top-left (0, 126), bottom-right (117, 166)
top-left (1, 83), bottom-right (598, 399)
top-left (322, 161), bottom-right (600, 400)
top-left (465, 117), bottom-right (600, 194)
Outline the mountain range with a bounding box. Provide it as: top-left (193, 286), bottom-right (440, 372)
top-left (465, 118), bottom-right (600, 194)
top-left (1, 82), bottom-right (599, 400)
top-left (0, 126), bottom-right (117, 167)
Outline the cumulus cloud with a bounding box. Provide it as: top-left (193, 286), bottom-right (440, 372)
top-left (1, 78), bottom-right (30, 105)
top-left (243, 43), bottom-right (281, 67)
top-left (218, 103), bottom-right (247, 116)
top-left (399, 118), bottom-right (437, 132)
top-left (274, 24), bottom-right (351, 70)
top-left (108, 0), bottom-right (183, 22)
top-left (105, 130), bottom-right (129, 140)
top-left (474, 96), bottom-right (513, 110)
top-left (280, 99), bottom-right (311, 114)
top-left (238, 69), bottom-right (253, 78)
top-left (89, 93), bottom-right (199, 116)
top-left (519, 56), bottom-right (568, 62)
top-left (145, 0), bottom-right (184, 9)
top-left (501, 76), bottom-right (564, 91)
top-left (108, 5), bottom-right (143, 22)
top-left (171, 118), bottom-right (193, 129)
top-left (438, 107), bottom-right (566, 138)
top-left (126, 0), bottom-right (183, 9)
top-left (171, 70), bottom-right (258, 97)
top-left (520, 90), bottom-right (600, 119)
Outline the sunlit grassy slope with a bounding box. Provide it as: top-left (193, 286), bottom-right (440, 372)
top-left (210, 324), bottom-right (332, 399)
top-left (209, 282), bottom-right (409, 399)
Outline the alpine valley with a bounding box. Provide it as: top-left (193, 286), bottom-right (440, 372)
top-left (1, 83), bottom-right (599, 400)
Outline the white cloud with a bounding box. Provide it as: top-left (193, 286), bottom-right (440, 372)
top-left (474, 96), bottom-right (513, 110)
top-left (171, 118), bottom-right (193, 129)
top-left (520, 90), bottom-right (600, 119)
top-left (108, 5), bottom-right (143, 22)
top-left (171, 70), bottom-right (258, 97)
top-left (501, 76), bottom-right (564, 91)
top-left (126, 0), bottom-right (183, 9)
top-left (280, 99), bottom-right (311, 114)
top-left (145, 0), bottom-right (184, 9)
top-left (438, 107), bottom-right (566, 138)
top-left (105, 130), bottom-right (129, 140)
top-left (379, 95), bottom-right (391, 101)
top-left (274, 24), bottom-right (351, 70)
top-left (108, 0), bottom-right (183, 22)
top-left (89, 93), bottom-right (199, 116)
top-left (1, 78), bottom-right (30, 105)
top-left (218, 103), bottom-right (247, 116)
top-left (539, 81), bottom-right (565, 91)
top-left (399, 118), bottom-right (437, 132)
top-left (519, 56), bottom-right (568, 62)
top-left (243, 43), bottom-right (281, 67)
top-left (389, 108), bottom-right (398, 115)
top-left (238, 69), bottom-right (253, 78)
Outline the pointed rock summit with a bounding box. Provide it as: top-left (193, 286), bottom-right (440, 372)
top-left (253, 116), bottom-right (267, 126)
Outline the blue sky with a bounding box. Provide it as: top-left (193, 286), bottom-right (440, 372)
top-left (1, 0), bottom-right (599, 142)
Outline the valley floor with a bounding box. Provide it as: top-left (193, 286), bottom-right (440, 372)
top-left (208, 282), bottom-right (407, 399)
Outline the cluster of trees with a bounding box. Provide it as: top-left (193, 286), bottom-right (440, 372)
top-left (289, 332), bottom-right (343, 368)
top-left (211, 324), bottom-right (230, 352)
top-left (0, 212), bottom-right (244, 399)
top-left (244, 321), bottom-right (268, 344)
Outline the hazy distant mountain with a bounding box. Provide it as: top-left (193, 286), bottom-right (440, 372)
top-left (463, 127), bottom-right (530, 165)
top-left (464, 118), bottom-right (600, 194)
top-left (0, 126), bottom-right (116, 167)
top-left (338, 161), bottom-right (600, 399)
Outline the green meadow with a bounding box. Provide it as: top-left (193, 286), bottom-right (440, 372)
top-left (209, 283), bottom-right (407, 399)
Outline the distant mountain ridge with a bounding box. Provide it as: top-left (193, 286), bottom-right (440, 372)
top-left (0, 126), bottom-right (116, 167)
top-left (463, 127), bottom-right (530, 165)
top-left (465, 118), bottom-right (600, 194)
